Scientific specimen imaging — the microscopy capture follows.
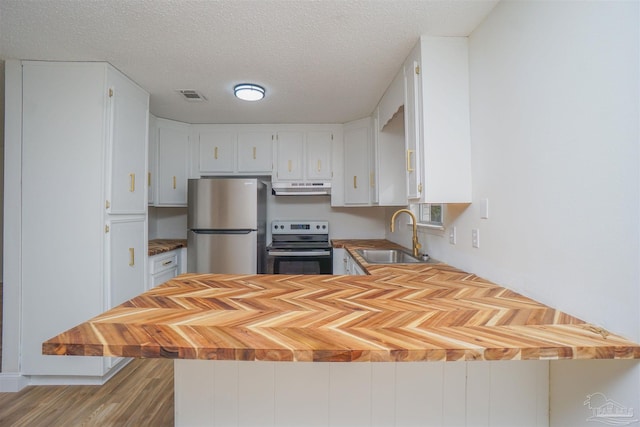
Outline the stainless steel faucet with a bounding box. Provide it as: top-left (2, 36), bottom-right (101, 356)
top-left (390, 209), bottom-right (421, 258)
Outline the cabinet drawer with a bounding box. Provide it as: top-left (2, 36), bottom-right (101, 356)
top-left (150, 251), bottom-right (179, 274)
top-left (150, 267), bottom-right (178, 288)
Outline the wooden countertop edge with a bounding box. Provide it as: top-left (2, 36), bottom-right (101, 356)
top-left (40, 239), bottom-right (640, 363)
top-left (43, 341), bottom-right (640, 362)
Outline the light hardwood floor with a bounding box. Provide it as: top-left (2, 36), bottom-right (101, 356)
top-left (0, 358), bottom-right (174, 426)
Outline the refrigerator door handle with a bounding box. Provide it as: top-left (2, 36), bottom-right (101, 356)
top-left (191, 229), bottom-right (255, 235)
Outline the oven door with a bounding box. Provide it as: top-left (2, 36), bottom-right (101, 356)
top-left (267, 249), bottom-right (333, 275)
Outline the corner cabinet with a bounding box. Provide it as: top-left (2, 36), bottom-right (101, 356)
top-left (17, 61), bottom-right (148, 380)
top-left (405, 36), bottom-right (472, 203)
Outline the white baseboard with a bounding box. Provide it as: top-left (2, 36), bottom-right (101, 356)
top-left (0, 373), bottom-right (30, 392)
top-left (0, 358), bottom-right (130, 391)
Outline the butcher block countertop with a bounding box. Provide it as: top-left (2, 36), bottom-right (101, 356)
top-left (148, 239), bottom-right (187, 256)
top-left (43, 240), bottom-right (640, 362)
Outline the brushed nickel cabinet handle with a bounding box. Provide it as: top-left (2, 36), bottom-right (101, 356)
top-left (129, 173), bottom-right (135, 192)
top-left (148, 172), bottom-right (151, 186)
top-left (214, 146), bottom-right (218, 160)
top-left (162, 260), bottom-right (173, 266)
top-left (129, 248), bottom-right (135, 266)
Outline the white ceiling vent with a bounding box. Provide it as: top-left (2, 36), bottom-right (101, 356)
top-left (177, 90), bottom-right (207, 102)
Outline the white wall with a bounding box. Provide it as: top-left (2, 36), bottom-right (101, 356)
top-left (417, 1), bottom-right (639, 425)
top-left (148, 207), bottom-right (188, 239)
top-left (0, 61), bottom-right (5, 281)
top-left (268, 189), bottom-right (387, 242)
top-left (148, 184), bottom-right (388, 242)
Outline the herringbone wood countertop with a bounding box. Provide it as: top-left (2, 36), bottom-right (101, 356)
top-left (43, 242), bottom-right (640, 362)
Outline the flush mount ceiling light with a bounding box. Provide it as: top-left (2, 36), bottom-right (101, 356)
top-left (234, 83), bottom-right (265, 101)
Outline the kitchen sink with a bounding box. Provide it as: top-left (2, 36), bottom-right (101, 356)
top-left (355, 248), bottom-right (425, 264)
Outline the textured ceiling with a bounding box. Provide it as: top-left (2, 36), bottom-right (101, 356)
top-left (0, 0), bottom-right (499, 124)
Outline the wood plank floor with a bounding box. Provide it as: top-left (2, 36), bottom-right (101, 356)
top-left (0, 358), bottom-right (174, 426)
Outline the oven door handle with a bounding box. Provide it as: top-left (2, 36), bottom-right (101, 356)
top-left (268, 250), bottom-right (332, 257)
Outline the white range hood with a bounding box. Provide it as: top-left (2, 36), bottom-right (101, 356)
top-left (271, 182), bottom-right (331, 196)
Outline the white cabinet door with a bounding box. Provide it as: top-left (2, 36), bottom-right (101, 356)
top-left (306, 131), bottom-right (333, 180)
top-left (108, 217), bottom-right (146, 308)
top-left (343, 120), bottom-right (371, 205)
top-left (238, 131), bottom-right (272, 173)
top-left (332, 248), bottom-right (347, 275)
top-left (419, 36), bottom-right (472, 203)
top-left (148, 114), bottom-right (157, 205)
top-left (157, 119), bottom-right (189, 206)
top-left (107, 71), bottom-right (149, 214)
top-left (199, 130), bottom-right (236, 173)
top-left (404, 44), bottom-right (423, 201)
top-left (274, 131), bottom-right (304, 181)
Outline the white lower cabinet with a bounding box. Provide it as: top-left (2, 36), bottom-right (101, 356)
top-left (107, 217), bottom-right (147, 307)
top-left (344, 250), bottom-right (365, 275)
top-left (332, 248), bottom-right (347, 275)
top-left (148, 249), bottom-right (183, 289)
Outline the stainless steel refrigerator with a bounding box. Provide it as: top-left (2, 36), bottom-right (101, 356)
top-left (187, 178), bottom-right (267, 274)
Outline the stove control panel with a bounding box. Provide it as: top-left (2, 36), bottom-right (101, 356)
top-left (271, 220), bottom-right (329, 235)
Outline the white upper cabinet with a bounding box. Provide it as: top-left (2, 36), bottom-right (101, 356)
top-left (404, 42), bottom-right (423, 201)
top-left (106, 70), bottom-right (149, 214)
top-left (343, 118), bottom-right (372, 205)
top-left (148, 114), bottom-right (157, 205)
top-left (156, 118), bottom-right (189, 206)
top-left (198, 130), bottom-right (236, 173)
top-left (305, 131), bottom-right (333, 180)
top-left (194, 126), bottom-right (273, 175)
top-left (407, 36), bottom-right (472, 204)
top-left (274, 131), bottom-right (304, 181)
top-left (237, 131), bottom-right (273, 173)
top-left (378, 69), bottom-right (405, 131)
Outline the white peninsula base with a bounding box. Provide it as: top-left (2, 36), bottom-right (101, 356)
top-left (174, 359), bottom-right (550, 426)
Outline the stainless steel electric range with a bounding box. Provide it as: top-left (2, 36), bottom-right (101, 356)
top-left (266, 220), bottom-right (333, 275)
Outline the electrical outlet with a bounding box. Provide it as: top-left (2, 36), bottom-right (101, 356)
top-left (449, 226), bottom-right (456, 245)
top-left (472, 229), bottom-right (480, 248)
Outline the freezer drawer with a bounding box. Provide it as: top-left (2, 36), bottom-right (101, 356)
top-left (187, 230), bottom-right (258, 274)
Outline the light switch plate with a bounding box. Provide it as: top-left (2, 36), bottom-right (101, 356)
top-left (472, 229), bottom-right (480, 248)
